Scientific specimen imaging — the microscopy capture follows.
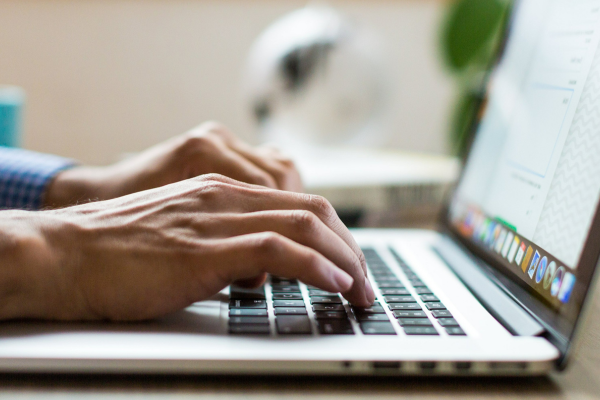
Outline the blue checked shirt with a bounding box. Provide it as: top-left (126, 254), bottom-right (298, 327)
top-left (0, 147), bottom-right (75, 210)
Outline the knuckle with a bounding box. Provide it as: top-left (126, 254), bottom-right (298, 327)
top-left (290, 210), bottom-right (318, 234)
top-left (196, 173), bottom-right (227, 183)
top-left (302, 249), bottom-right (321, 272)
top-left (305, 194), bottom-right (335, 220)
top-left (253, 232), bottom-right (285, 257)
top-left (357, 250), bottom-right (367, 269)
top-left (278, 156), bottom-right (297, 170)
top-left (180, 132), bottom-right (217, 154)
top-left (195, 178), bottom-right (230, 201)
top-left (268, 165), bottom-right (290, 184)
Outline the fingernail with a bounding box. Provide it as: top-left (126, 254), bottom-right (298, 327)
top-left (332, 269), bottom-right (354, 292)
top-left (364, 276), bottom-right (375, 305)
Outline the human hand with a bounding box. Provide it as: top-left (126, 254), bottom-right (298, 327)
top-left (44, 122), bottom-right (303, 208)
top-left (5, 174), bottom-right (373, 321)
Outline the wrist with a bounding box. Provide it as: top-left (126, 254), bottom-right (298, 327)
top-left (44, 166), bottom-right (107, 208)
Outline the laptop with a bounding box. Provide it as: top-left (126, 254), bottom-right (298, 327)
top-left (1, 0), bottom-right (599, 376)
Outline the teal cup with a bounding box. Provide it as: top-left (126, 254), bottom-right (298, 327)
top-left (0, 86), bottom-right (25, 148)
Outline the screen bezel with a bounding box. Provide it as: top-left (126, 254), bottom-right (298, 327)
top-left (440, 0), bottom-right (600, 367)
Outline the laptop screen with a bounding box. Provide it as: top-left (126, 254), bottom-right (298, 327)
top-left (448, 0), bottom-right (600, 342)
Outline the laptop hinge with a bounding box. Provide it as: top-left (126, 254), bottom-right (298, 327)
top-left (432, 235), bottom-right (546, 337)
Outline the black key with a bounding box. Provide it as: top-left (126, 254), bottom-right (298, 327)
top-left (383, 294), bottom-right (414, 301)
top-left (431, 310), bottom-right (453, 318)
top-left (420, 295), bottom-right (440, 302)
top-left (404, 272), bottom-right (419, 279)
top-left (305, 285), bottom-right (320, 290)
top-left (276, 316), bottom-right (312, 334)
top-left (371, 271), bottom-right (396, 278)
top-left (384, 295), bottom-right (416, 303)
top-left (353, 301), bottom-right (381, 308)
top-left (310, 296), bottom-right (342, 304)
top-left (437, 318), bottom-right (460, 327)
top-left (274, 307), bottom-right (307, 315)
top-left (270, 282), bottom-right (299, 288)
top-left (392, 310), bottom-right (427, 318)
top-left (271, 277), bottom-right (297, 285)
top-left (308, 290), bottom-right (336, 297)
top-left (314, 311), bottom-right (347, 319)
top-left (360, 322), bottom-right (396, 335)
top-left (403, 327), bottom-right (439, 336)
top-left (271, 286), bottom-right (301, 293)
top-left (446, 327), bottom-right (466, 336)
top-left (229, 299), bottom-right (267, 309)
top-left (273, 300), bottom-right (304, 307)
top-left (381, 289), bottom-right (410, 296)
top-left (229, 309), bottom-right (268, 317)
top-left (414, 287), bottom-right (433, 295)
top-left (425, 303), bottom-right (446, 310)
top-left (409, 280), bottom-right (427, 287)
top-left (229, 325), bottom-right (270, 335)
top-left (318, 320), bottom-right (354, 335)
top-left (377, 282), bottom-right (406, 289)
top-left (388, 303), bottom-right (422, 310)
top-left (368, 263), bottom-right (390, 269)
top-left (352, 304), bottom-right (385, 314)
top-left (313, 304), bottom-right (345, 312)
top-left (229, 316), bottom-right (269, 325)
top-left (229, 286), bottom-right (265, 300)
top-left (397, 318), bottom-right (434, 327)
top-left (369, 267), bottom-right (391, 273)
top-left (374, 276), bottom-right (402, 283)
top-left (272, 293), bottom-right (303, 300)
top-left (381, 289), bottom-right (412, 296)
top-left (356, 313), bottom-right (390, 322)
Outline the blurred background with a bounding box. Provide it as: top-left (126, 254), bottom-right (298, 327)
top-left (0, 0), bottom-right (454, 164)
top-left (0, 0), bottom-right (508, 226)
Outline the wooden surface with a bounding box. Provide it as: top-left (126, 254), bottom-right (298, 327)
top-left (1, 285), bottom-right (598, 399)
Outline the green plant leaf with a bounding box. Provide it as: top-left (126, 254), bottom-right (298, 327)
top-left (441, 0), bottom-right (506, 72)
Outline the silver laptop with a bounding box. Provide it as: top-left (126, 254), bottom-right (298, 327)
top-left (1, 0), bottom-right (599, 376)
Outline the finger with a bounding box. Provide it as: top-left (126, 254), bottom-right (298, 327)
top-left (195, 173), bottom-right (272, 191)
top-left (230, 143), bottom-right (303, 192)
top-left (207, 183), bottom-right (368, 280)
top-left (233, 273), bottom-right (268, 289)
top-left (191, 210), bottom-right (371, 305)
top-left (204, 232), bottom-right (355, 297)
top-left (206, 123), bottom-right (303, 192)
top-left (187, 177), bottom-right (372, 304)
top-left (208, 145), bottom-right (279, 190)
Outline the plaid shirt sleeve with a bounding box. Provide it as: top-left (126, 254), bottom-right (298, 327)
top-left (0, 147), bottom-right (76, 210)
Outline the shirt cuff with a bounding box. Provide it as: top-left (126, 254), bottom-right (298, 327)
top-left (0, 147), bottom-right (76, 210)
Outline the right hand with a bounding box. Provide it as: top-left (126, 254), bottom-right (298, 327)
top-left (6, 174), bottom-right (374, 321)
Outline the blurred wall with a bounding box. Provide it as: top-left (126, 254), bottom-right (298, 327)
top-left (0, 0), bottom-right (455, 165)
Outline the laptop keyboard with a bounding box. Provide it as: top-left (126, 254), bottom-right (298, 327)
top-left (228, 247), bottom-right (466, 337)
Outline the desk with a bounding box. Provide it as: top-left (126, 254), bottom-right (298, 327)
top-left (1, 288), bottom-right (598, 399)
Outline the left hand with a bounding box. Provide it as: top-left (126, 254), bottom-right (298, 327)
top-left (44, 122), bottom-right (303, 208)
